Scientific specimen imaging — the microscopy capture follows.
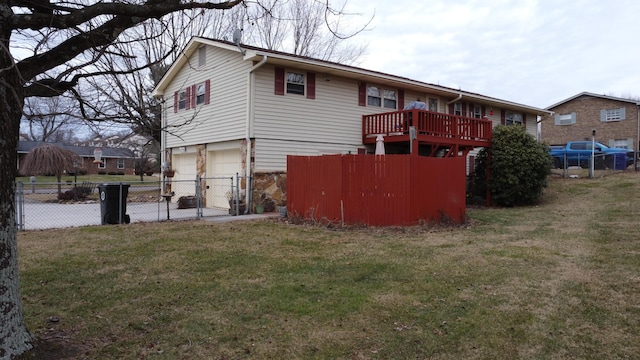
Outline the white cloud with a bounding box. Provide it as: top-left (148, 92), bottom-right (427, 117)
top-left (343, 0), bottom-right (640, 107)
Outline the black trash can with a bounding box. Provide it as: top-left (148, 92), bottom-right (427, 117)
top-left (98, 183), bottom-right (131, 225)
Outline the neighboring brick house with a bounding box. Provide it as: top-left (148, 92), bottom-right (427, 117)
top-left (542, 92), bottom-right (640, 149)
top-left (17, 141), bottom-right (136, 175)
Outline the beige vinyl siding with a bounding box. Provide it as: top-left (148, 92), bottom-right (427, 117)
top-left (254, 138), bottom-right (360, 171)
top-left (165, 46), bottom-right (249, 148)
top-left (252, 65), bottom-right (385, 145)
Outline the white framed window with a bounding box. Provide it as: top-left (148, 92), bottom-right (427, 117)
top-left (505, 112), bottom-right (523, 126)
top-left (367, 86), bottom-right (381, 107)
top-left (470, 104), bottom-right (482, 118)
top-left (367, 85), bottom-right (396, 109)
top-left (198, 46), bottom-right (206, 67)
top-left (178, 89), bottom-right (187, 110)
top-left (98, 159), bottom-right (106, 169)
top-left (454, 102), bottom-right (462, 116)
top-left (556, 113), bottom-right (576, 125)
top-left (428, 98), bottom-right (438, 112)
top-left (286, 72), bottom-right (305, 95)
top-left (613, 139), bottom-right (629, 149)
top-left (383, 89), bottom-right (396, 109)
top-left (196, 82), bottom-right (206, 105)
top-left (606, 109), bottom-right (621, 122)
top-left (117, 158), bottom-right (125, 169)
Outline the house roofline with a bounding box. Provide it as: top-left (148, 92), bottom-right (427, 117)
top-left (153, 37), bottom-right (551, 116)
top-left (546, 91), bottom-right (640, 110)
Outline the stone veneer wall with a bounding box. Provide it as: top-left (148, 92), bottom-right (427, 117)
top-left (253, 171), bottom-right (287, 212)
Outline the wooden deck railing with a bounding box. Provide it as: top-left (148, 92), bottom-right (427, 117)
top-left (362, 110), bottom-right (492, 145)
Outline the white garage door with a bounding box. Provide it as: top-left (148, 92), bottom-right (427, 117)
top-left (207, 149), bottom-right (241, 208)
top-left (172, 152), bottom-right (197, 200)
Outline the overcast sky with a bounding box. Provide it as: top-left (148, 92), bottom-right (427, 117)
top-left (341, 0), bottom-right (639, 109)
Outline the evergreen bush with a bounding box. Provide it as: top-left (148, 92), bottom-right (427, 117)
top-left (470, 125), bottom-right (552, 207)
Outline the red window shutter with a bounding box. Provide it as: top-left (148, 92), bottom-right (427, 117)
top-left (398, 89), bottom-right (404, 110)
top-left (448, 103), bottom-right (454, 114)
top-left (522, 113), bottom-right (527, 126)
top-left (307, 72), bottom-right (315, 99)
top-left (275, 67), bottom-right (285, 95)
top-left (204, 79), bottom-right (211, 105)
top-left (462, 103), bottom-right (467, 116)
top-left (173, 91), bottom-right (178, 113)
top-left (501, 110), bottom-right (506, 125)
top-left (358, 82), bottom-right (366, 106)
top-left (481, 105), bottom-right (486, 117)
top-left (191, 84), bottom-right (196, 108)
top-left (185, 86), bottom-right (191, 110)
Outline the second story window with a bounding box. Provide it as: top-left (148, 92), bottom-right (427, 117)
top-left (178, 90), bottom-right (187, 110)
top-left (383, 90), bottom-right (396, 109)
top-left (471, 104), bottom-right (482, 118)
top-left (428, 98), bottom-right (438, 112)
top-left (367, 86), bottom-right (396, 109)
top-left (605, 109), bottom-right (621, 122)
top-left (454, 102), bottom-right (462, 116)
top-left (286, 72), bottom-right (305, 95)
top-left (505, 112), bottom-right (523, 126)
top-left (196, 82), bottom-right (206, 105)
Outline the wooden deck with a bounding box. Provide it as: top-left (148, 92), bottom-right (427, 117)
top-left (362, 110), bottom-right (492, 156)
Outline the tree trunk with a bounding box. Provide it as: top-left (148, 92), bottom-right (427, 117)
top-left (0, 6), bottom-right (34, 356)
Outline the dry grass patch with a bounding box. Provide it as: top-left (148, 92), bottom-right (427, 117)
top-left (18, 172), bottom-right (640, 359)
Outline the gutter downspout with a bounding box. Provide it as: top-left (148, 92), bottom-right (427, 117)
top-left (245, 55), bottom-right (268, 212)
top-left (447, 93), bottom-right (462, 104)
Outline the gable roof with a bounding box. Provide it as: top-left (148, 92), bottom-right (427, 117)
top-left (154, 37), bottom-right (552, 116)
top-left (546, 92), bottom-right (640, 110)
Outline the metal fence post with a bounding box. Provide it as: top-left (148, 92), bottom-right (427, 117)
top-left (16, 181), bottom-right (24, 231)
top-left (196, 175), bottom-right (202, 219)
top-left (235, 173), bottom-right (240, 216)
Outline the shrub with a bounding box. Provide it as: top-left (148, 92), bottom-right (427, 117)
top-left (98, 171), bottom-right (107, 175)
top-left (469, 125), bottom-right (552, 207)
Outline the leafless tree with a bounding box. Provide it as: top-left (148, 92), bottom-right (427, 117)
top-left (1, 1), bottom-right (368, 357)
top-left (245, 0), bottom-right (369, 63)
top-left (21, 96), bottom-right (82, 142)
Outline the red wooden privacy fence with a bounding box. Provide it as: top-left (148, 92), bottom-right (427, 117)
top-left (287, 154), bottom-right (466, 226)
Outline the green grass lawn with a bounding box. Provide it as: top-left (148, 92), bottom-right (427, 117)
top-left (18, 173), bottom-right (640, 359)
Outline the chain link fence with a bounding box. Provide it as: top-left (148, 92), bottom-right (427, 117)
top-left (550, 152), bottom-right (638, 178)
top-left (15, 174), bottom-right (254, 231)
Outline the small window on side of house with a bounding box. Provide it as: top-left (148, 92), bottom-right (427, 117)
top-left (286, 72), bottom-right (305, 95)
top-left (198, 46), bottom-right (206, 67)
top-left (178, 90), bottom-right (187, 110)
top-left (196, 83), bottom-right (206, 105)
top-left (117, 158), bottom-right (125, 169)
top-left (98, 159), bottom-right (106, 169)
